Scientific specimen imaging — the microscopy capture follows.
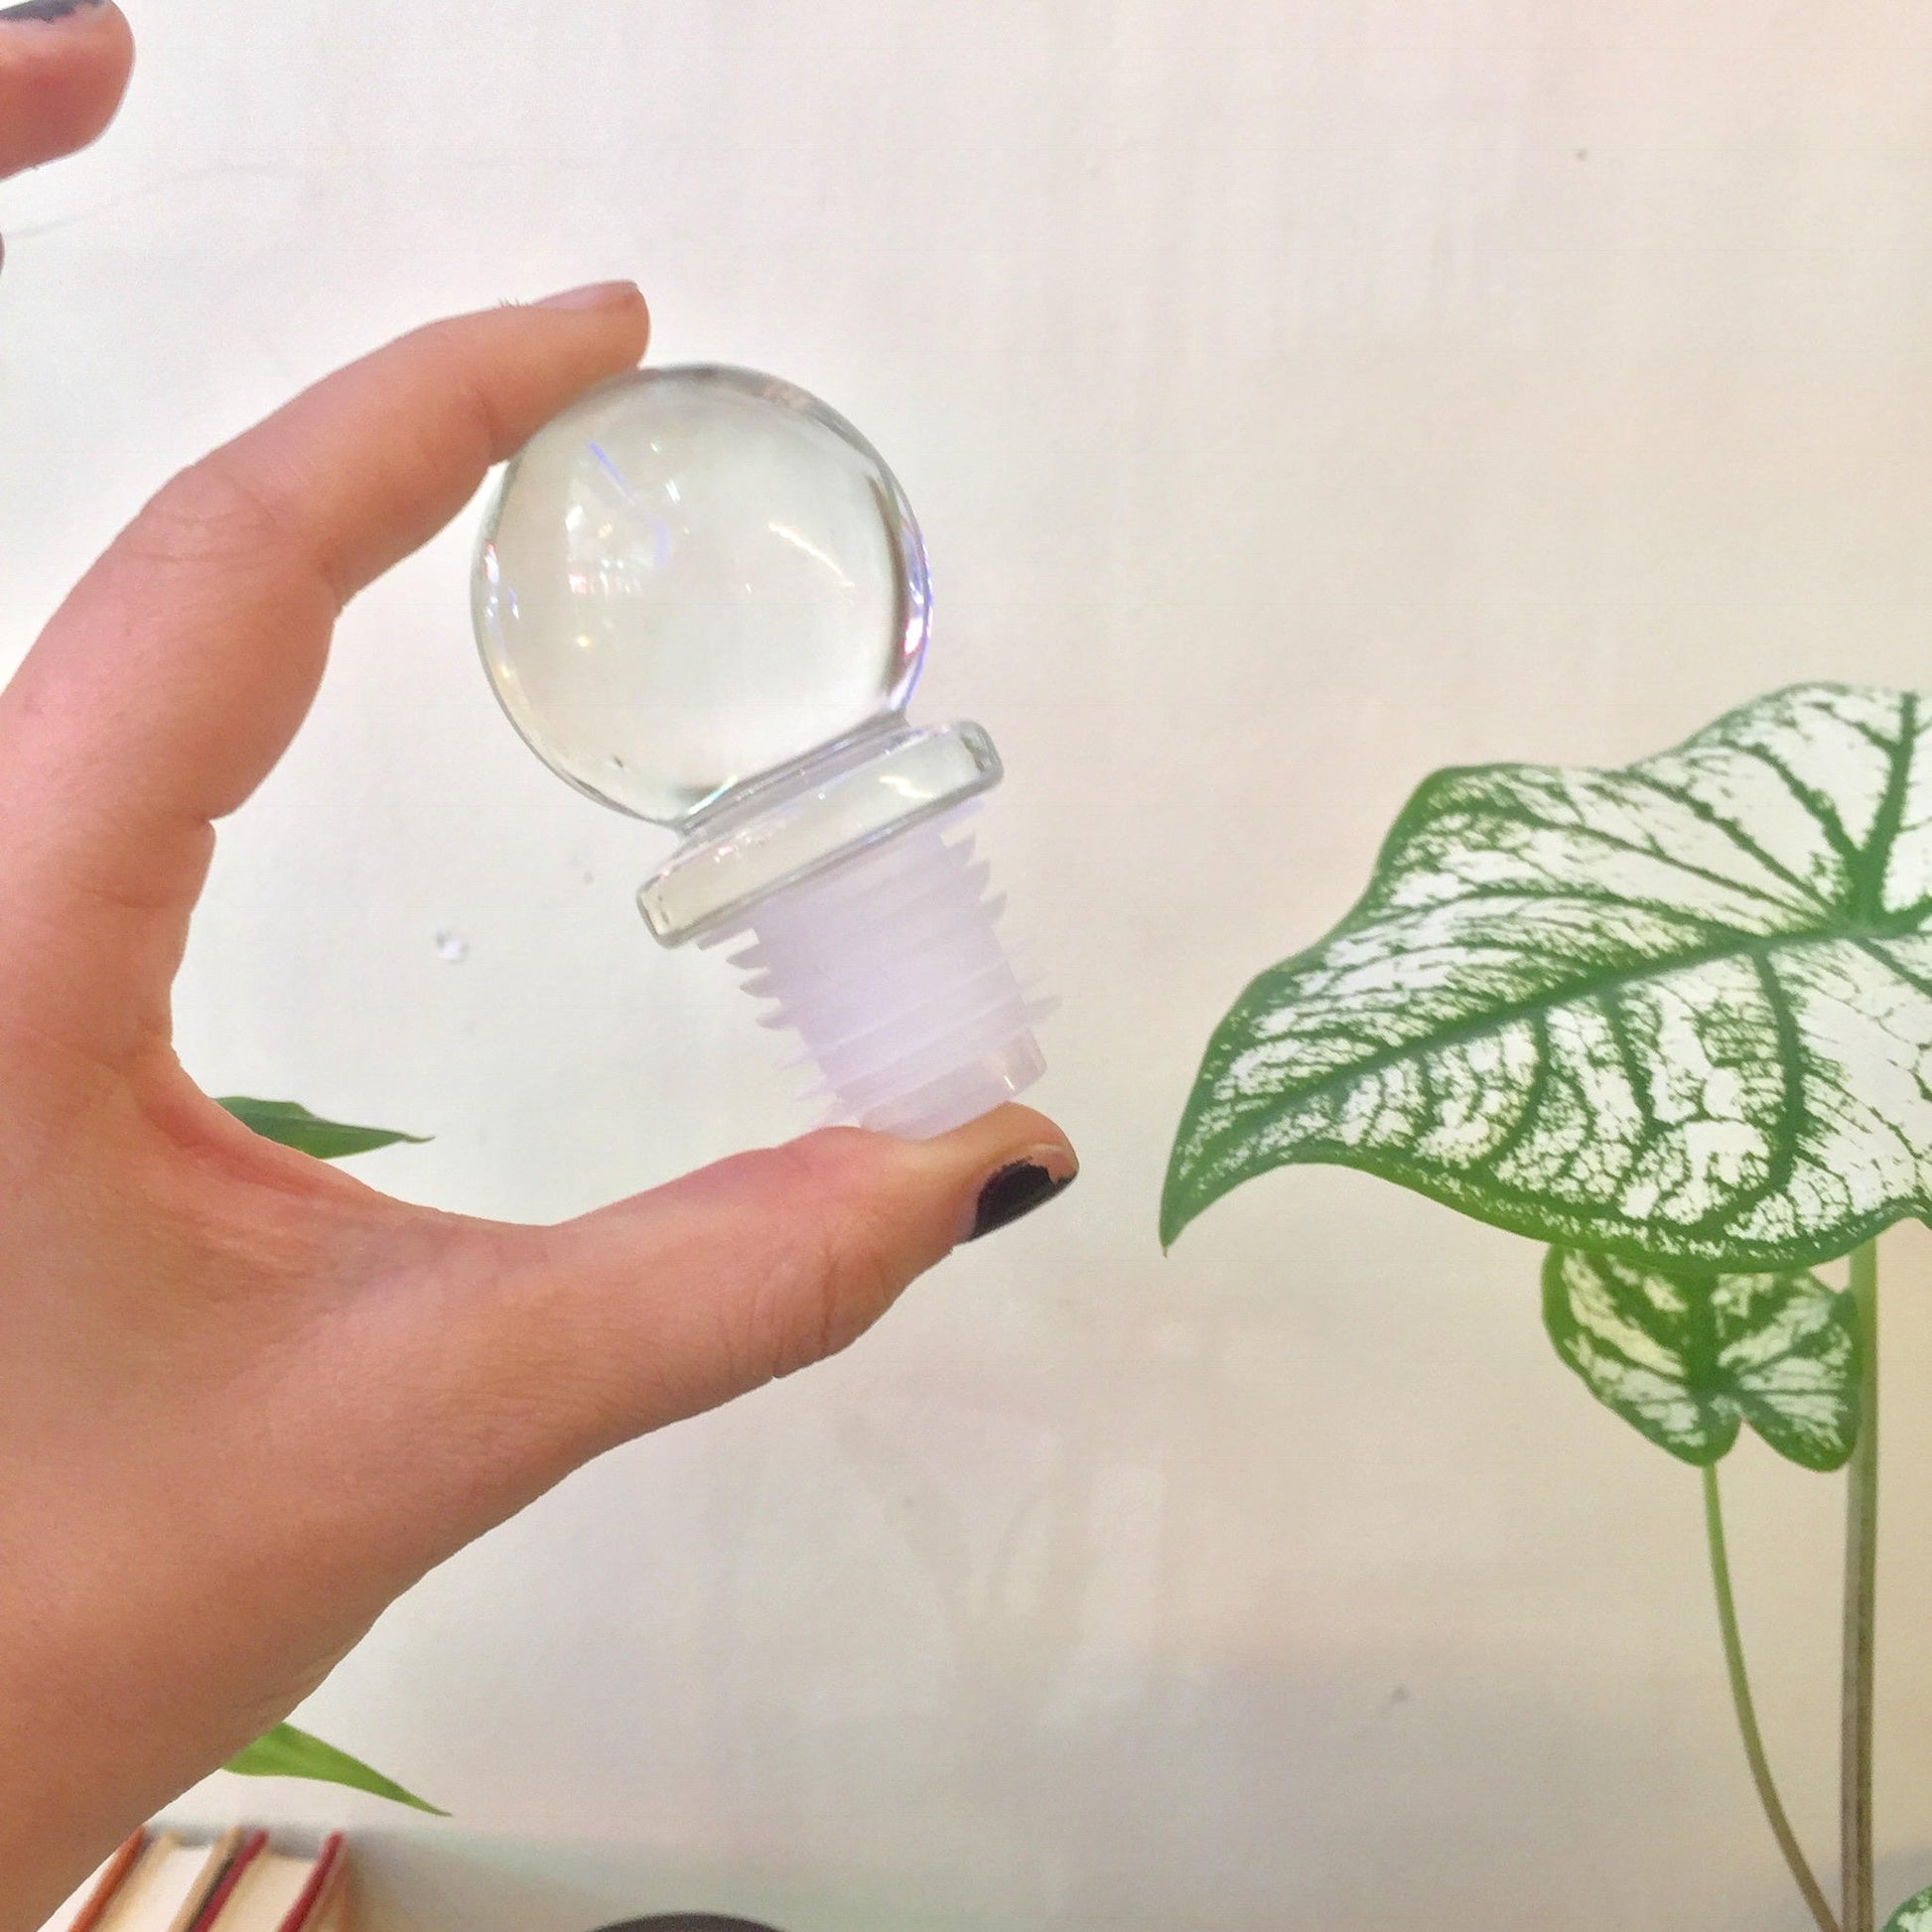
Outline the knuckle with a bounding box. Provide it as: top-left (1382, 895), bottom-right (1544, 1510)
top-left (123, 455), bottom-right (345, 606)
top-left (441, 353), bottom-right (517, 473)
top-left (379, 322), bottom-right (514, 477)
top-left (133, 458), bottom-right (296, 568)
top-left (728, 1138), bottom-right (907, 1385)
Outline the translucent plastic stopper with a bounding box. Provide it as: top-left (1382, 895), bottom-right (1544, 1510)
top-left (705, 806), bottom-right (1053, 1139)
top-left (471, 364), bottom-right (1047, 1138)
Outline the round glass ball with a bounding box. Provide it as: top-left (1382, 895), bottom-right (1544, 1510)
top-left (474, 365), bottom-right (930, 826)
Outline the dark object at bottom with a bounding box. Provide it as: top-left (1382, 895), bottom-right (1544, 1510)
top-left (590, 1919), bottom-right (784, 1931)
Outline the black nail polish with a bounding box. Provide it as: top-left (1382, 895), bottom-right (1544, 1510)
top-left (0, 0), bottom-right (104, 22)
top-left (968, 1160), bottom-right (1074, 1241)
top-left (591, 1920), bottom-right (784, 1931)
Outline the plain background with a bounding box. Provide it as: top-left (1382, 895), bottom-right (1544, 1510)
top-left (9, 1), bottom-right (1932, 1925)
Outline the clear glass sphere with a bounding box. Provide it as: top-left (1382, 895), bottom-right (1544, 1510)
top-left (474, 365), bottom-right (930, 825)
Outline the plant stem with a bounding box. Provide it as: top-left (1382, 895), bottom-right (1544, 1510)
top-left (1703, 1462), bottom-right (1841, 1932)
top-left (1843, 1238), bottom-right (1880, 1932)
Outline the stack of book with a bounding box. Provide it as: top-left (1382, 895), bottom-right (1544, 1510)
top-left (37, 1829), bottom-right (349, 1932)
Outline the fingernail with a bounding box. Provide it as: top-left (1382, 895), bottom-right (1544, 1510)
top-left (0, 0), bottom-right (105, 21)
top-left (966, 1154), bottom-right (1077, 1242)
top-left (533, 279), bottom-right (641, 313)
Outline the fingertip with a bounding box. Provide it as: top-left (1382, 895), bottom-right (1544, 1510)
top-left (921, 1101), bottom-right (1078, 1185)
top-left (808, 1102), bottom-right (1079, 1252)
top-left (401, 282), bottom-right (648, 384)
top-left (508, 278), bottom-right (650, 363)
top-left (935, 1101), bottom-right (1076, 1164)
top-left (932, 1106), bottom-right (1079, 1244)
top-left (531, 278), bottom-right (648, 319)
top-left (0, 0), bottom-right (134, 185)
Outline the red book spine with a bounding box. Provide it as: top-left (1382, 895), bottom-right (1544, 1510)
top-left (187, 1831), bottom-right (266, 1932)
top-left (69, 1831), bottom-right (148, 1932)
top-left (276, 1834), bottom-right (345, 1932)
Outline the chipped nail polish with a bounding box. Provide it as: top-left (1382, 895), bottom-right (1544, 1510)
top-left (0, 0), bottom-right (107, 23)
top-left (967, 1160), bottom-right (1076, 1242)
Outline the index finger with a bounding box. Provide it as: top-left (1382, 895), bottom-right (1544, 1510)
top-left (0, 284), bottom-right (649, 1059)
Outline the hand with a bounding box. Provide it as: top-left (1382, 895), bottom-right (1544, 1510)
top-left (0, 23), bottom-right (1077, 1927)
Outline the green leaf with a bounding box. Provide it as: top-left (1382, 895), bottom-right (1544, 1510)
top-left (224, 1722), bottom-right (448, 1815)
top-left (1165, 683), bottom-right (1932, 1268)
top-left (217, 1097), bottom-right (428, 1162)
top-left (1884, 1885), bottom-right (1932, 1931)
top-left (1543, 1247), bottom-right (1860, 1469)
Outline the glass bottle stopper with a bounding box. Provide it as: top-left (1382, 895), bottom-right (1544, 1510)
top-left (472, 364), bottom-right (1050, 1138)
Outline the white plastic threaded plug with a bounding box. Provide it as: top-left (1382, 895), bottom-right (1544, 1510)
top-left (704, 807), bottom-right (1052, 1138)
top-left (472, 363), bottom-right (1051, 1136)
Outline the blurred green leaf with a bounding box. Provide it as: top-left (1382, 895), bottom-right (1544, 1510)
top-left (215, 1105), bottom-right (432, 1808)
top-left (1544, 1246), bottom-right (1859, 1470)
top-left (224, 1722), bottom-right (447, 1815)
top-left (217, 1097), bottom-right (428, 1162)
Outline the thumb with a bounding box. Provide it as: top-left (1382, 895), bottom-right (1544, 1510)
top-left (450, 1106), bottom-right (1077, 1475)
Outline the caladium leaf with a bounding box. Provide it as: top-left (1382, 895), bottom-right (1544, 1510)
top-left (1884, 1886), bottom-right (1932, 1931)
top-left (1166, 683), bottom-right (1932, 1268)
top-left (1543, 1247), bottom-right (1859, 1469)
top-left (224, 1722), bottom-right (447, 1815)
top-left (217, 1096), bottom-right (428, 1161)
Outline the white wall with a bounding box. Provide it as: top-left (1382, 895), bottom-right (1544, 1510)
top-left (9, 1), bottom-right (1932, 1925)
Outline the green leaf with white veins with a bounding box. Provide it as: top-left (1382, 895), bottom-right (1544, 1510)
top-left (1543, 1247), bottom-right (1860, 1469)
top-left (1883, 1884), bottom-right (1932, 1931)
top-left (1165, 683), bottom-right (1932, 1268)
